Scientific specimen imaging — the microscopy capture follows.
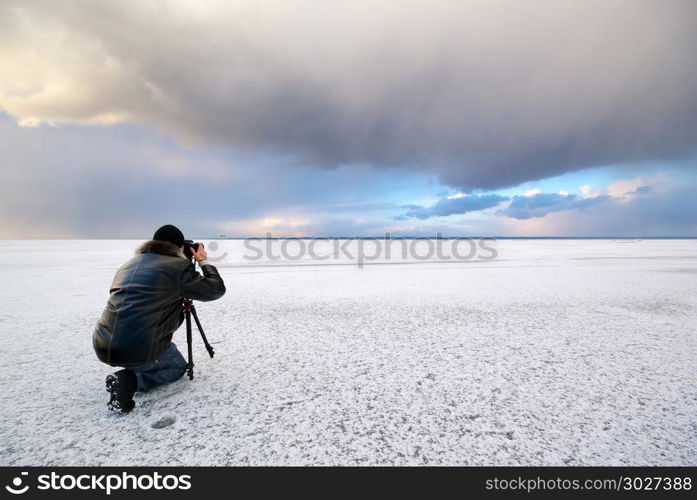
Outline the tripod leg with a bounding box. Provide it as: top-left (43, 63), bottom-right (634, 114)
top-left (185, 309), bottom-right (194, 380)
top-left (190, 305), bottom-right (215, 359)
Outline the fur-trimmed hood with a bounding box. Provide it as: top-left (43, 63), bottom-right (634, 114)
top-left (137, 239), bottom-right (186, 258)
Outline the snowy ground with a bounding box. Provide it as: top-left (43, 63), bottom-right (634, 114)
top-left (0, 239), bottom-right (696, 466)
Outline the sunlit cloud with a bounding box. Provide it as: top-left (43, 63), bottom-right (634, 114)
top-left (606, 177), bottom-right (655, 199)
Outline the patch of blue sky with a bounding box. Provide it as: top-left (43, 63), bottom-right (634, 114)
top-left (491, 166), bottom-right (620, 198)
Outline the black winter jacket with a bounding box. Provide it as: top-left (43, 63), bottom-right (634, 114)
top-left (92, 240), bottom-right (226, 366)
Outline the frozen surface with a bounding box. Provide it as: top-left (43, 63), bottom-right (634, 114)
top-left (0, 239), bottom-right (696, 465)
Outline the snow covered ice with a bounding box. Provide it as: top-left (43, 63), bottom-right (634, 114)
top-left (0, 239), bottom-right (696, 465)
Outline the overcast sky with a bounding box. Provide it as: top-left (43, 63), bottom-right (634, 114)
top-left (1, 0), bottom-right (696, 238)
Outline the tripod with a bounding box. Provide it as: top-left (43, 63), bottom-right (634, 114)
top-left (183, 298), bottom-right (215, 380)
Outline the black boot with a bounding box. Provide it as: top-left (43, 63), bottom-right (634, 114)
top-left (106, 369), bottom-right (138, 414)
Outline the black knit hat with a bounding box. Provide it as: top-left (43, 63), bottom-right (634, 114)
top-left (153, 224), bottom-right (185, 247)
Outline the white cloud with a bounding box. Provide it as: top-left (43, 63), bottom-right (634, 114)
top-left (446, 193), bottom-right (468, 200)
top-left (524, 188), bottom-right (541, 197)
top-left (580, 185), bottom-right (601, 198)
top-left (606, 177), bottom-right (653, 199)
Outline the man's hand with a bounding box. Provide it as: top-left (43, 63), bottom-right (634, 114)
top-left (191, 243), bottom-right (208, 262)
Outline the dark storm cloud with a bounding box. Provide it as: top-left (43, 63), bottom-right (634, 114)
top-left (398, 194), bottom-right (509, 220)
top-left (2, 0), bottom-right (697, 190)
top-left (499, 193), bottom-right (610, 220)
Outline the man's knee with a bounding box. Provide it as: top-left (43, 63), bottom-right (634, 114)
top-left (168, 343), bottom-right (187, 371)
top-left (175, 357), bottom-right (187, 375)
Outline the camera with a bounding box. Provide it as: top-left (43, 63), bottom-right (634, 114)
top-left (183, 240), bottom-right (203, 260)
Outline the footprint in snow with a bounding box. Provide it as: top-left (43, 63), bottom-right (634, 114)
top-left (151, 416), bottom-right (176, 429)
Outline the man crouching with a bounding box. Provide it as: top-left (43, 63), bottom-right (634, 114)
top-left (92, 224), bottom-right (226, 413)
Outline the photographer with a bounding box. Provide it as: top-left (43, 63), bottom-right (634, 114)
top-left (92, 225), bottom-right (226, 414)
